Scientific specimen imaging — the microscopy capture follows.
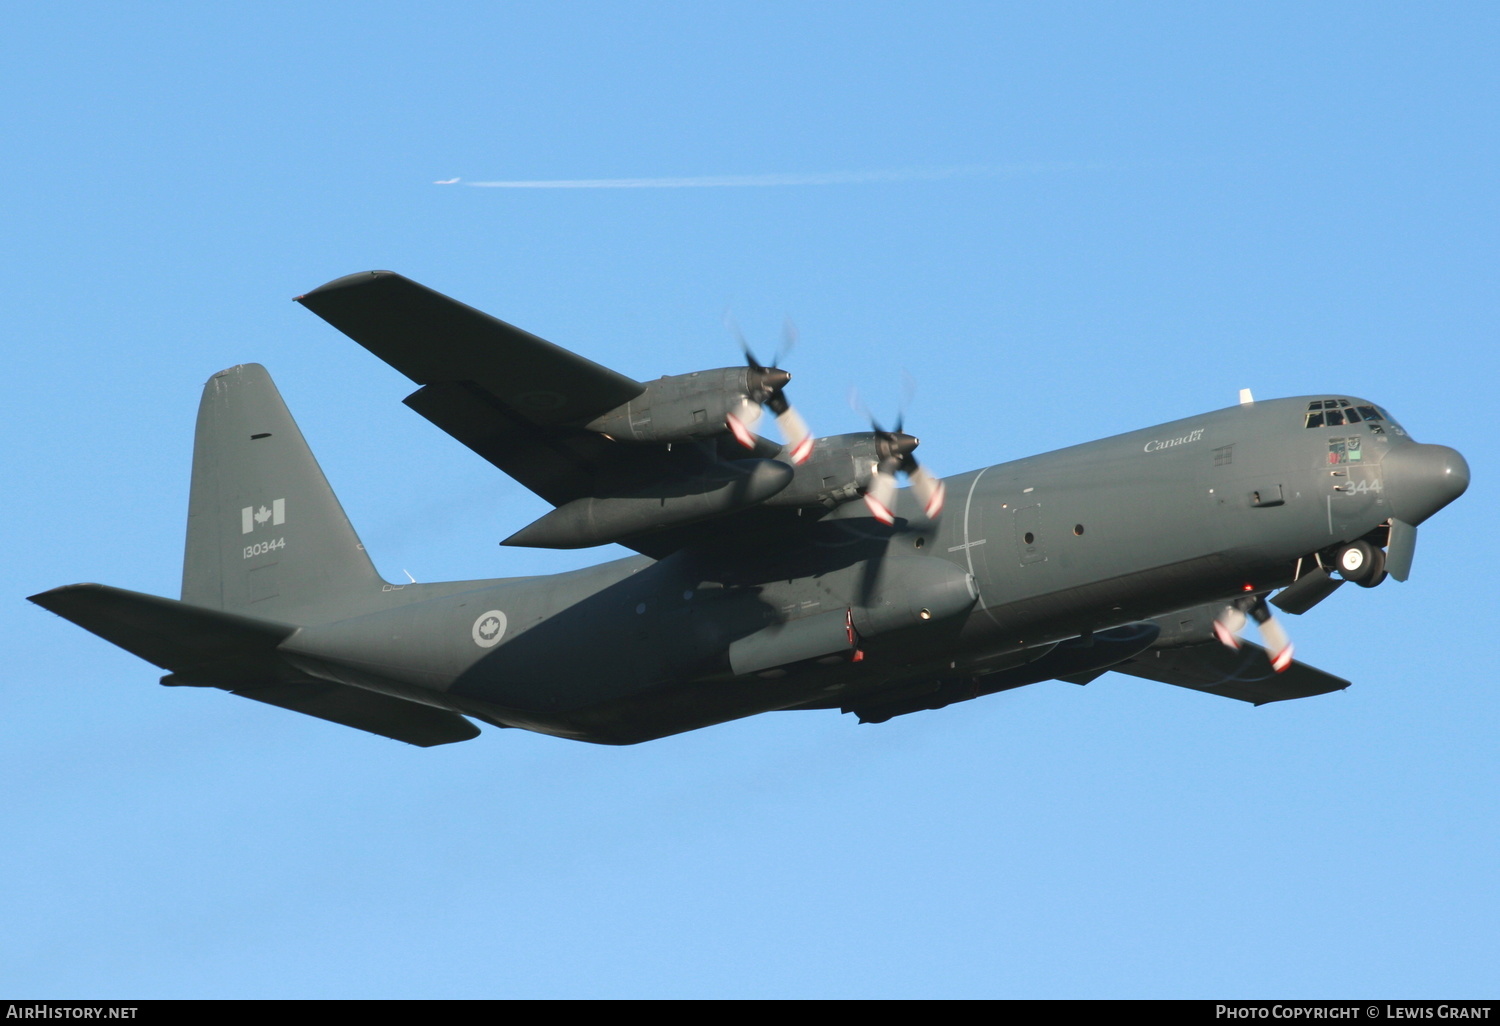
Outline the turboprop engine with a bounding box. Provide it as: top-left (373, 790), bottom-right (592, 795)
top-left (585, 363), bottom-right (812, 462)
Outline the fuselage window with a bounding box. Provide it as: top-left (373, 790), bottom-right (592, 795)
top-left (1305, 411), bottom-right (1326, 428)
top-left (1328, 436), bottom-right (1364, 464)
top-left (1325, 408), bottom-right (1346, 426)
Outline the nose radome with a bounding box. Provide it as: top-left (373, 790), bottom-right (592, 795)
top-left (1382, 443), bottom-right (1470, 525)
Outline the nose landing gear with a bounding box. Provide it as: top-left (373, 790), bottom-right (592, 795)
top-left (1334, 540), bottom-right (1387, 588)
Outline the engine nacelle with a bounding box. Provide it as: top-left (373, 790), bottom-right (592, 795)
top-left (761, 433), bottom-right (882, 508)
top-left (585, 367), bottom-right (757, 443)
top-left (850, 556), bottom-right (978, 637)
top-left (726, 556), bottom-right (978, 677)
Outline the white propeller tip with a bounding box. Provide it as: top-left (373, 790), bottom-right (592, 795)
top-left (863, 493), bottom-right (895, 525)
top-left (923, 481), bottom-right (946, 519)
top-left (726, 413), bottom-right (757, 450)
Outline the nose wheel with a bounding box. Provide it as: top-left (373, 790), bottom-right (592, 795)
top-left (1334, 540), bottom-right (1387, 588)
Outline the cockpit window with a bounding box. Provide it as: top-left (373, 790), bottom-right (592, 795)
top-left (1306, 399), bottom-right (1384, 429)
top-left (1376, 406), bottom-right (1408, 436)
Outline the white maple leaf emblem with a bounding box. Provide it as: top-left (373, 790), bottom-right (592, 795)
top-left (254, 505), bottom-right (272, 525)
top-left (478, 616), bottom-right (502, 639)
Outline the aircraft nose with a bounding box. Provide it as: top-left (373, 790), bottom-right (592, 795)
top-left (1381, 443), bottom-right (1470, 525)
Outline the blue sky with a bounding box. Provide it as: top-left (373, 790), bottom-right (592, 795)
top-left (4, 2), bottom-right (1496, 998)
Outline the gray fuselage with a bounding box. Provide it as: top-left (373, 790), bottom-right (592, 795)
top-left (279, 395), bottom-right (1459, 743)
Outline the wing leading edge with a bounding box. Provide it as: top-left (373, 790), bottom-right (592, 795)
top-left (296, 270), bottom-right (645, 427)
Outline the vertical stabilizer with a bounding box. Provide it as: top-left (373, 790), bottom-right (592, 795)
top-left (182, 364), bottom-right (384, 622)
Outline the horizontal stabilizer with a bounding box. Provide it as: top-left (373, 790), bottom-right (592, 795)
top-left (29, 583), bottom-right (295, 677)
top-left (1104, 640), bottom-right (1350, 705)
top-left (231, 680), bottom-right (480, 747)
top-left (296, 271), bottom-right (644, 427)
top-left (29, 583), bottom-right (478, 747)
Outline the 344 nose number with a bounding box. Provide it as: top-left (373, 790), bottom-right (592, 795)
top-left (243, 538), bottom-right (285, 559)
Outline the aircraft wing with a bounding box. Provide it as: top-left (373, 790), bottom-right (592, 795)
top-left (1094, 640), bottom-right (1351, 705)
top-left (297, 271), bottom-right (804, 557)
top-left (399, 378), bottom-right (713, 507)
top-left (296, 271), bottom-right (645, 427)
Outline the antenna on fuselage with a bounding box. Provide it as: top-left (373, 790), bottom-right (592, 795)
top-left (1239, 388), bottom-right (1255, 404)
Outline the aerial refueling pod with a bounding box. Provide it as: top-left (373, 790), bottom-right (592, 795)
top-left (502, 458), bottom-right (794, 549)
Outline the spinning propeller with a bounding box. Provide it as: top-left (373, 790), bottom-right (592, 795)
top-left (858, 408), bottom-right (946, 525)
top-left (1213, 590), bottom-right (1294, 672)
top-left (723, 316), bottom-right (814, 464)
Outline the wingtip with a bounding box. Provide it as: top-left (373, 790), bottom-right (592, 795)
top-left (27, 583), bottom-right (103, 612)
top-left (297, 270), bottom-right (400, 304)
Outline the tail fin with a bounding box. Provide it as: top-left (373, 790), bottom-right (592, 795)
top-left (181, 364), bottom-right (385, 621)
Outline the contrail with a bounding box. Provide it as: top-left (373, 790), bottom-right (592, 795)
top-left (438, 163), bottom-right (1099, 189)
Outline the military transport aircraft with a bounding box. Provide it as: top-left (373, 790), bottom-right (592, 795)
top-left (28, 271), bottom-right (1471, 746)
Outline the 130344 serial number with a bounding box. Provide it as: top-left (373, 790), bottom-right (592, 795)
top-left (244, 538), bottom-right (285, 559)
